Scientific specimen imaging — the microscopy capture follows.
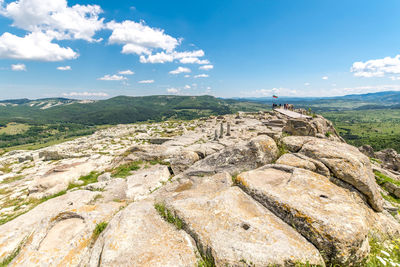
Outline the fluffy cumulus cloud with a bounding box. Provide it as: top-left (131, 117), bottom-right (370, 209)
top-left (194, 74), bottom-right (209, 78)
top-left (118, 70), bottom-right (134, 75)
top-left (57, 65), bottom-right (71, 70)
top-left (107, 20), bottom-right (178, 54)
top-left (11, 63), bottom-right (26, 71)
top-left (98, 74), bottom-right (127, 81)
top-left (322, 76), bottom-right (328, 80)
top-left (199, 64), bottom-right (213, 70)
top-left (138, 80), bottom-right (154, 84)
top-left (0, 0), bottom-right (104, 61)
top-left (0, 31), bottom-right (78, 61)
top-left (351, 55), bottom-right (400, 78)
top-left (166, 87), bottom-right (179, 94)
top-left (63, 91), bottom-right (108, 97)
top-left (1, 0), bottom-right (104, 41)
top-left (169, 66), bottom-right (191, 75)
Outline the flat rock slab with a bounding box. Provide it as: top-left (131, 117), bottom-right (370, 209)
top-left (160, 173), bottom-right (323, 266)
top-left (11, 202), bottom-right (122, 267)
top-left (126, 164), bottom-right (170, 201)
top-left (237, 165), bottom-right (370, 265)
top-left (275, 108), bottom-right (311, 119)
top-left (88, 200), bottom-right (198, 267)
top-left (0, 190), bottom-right (98, 263)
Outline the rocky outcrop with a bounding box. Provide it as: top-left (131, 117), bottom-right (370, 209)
top-left (158, 173), bottom-right (324, 266)
top-left (236, 165), bottom-right (370, 265)
top-left (283, 115), bottom-right (343, 142)
top-left (87, 200), bottom-right (198, 267)
top-left (282, 136), bottom-right (384, 212)
top-left (359, 145), bottom-right (375, 158)
top-left (0, 111), bottom-right (399, 266)
top-left (375, 148), bottom-right (400, 172)
top-left (184, 135), bottom-right (278, 176)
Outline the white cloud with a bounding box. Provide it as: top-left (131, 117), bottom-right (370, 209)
top-left (351, 55), bottom-right (400, 78)
top-left (11, 63), bottom-right (26, 71)
top-left (139, 50), bottom-right (209, 64)
top-left (390, 76), bottom-right (400, 80)
top-left (167, 88), bottom-right (179, 94)
top-left (107, 20), bottom-right (179, 55)
top-left (98, 74), bottom-right (127, 81)
top-left (169, 66), bottom-right (191, 75)
top-left (184, 75), bottom-right (190, 78)
top-left (0, 31), bottom-right (78, 61)
top-left (322, 76), bottom-right (328, 80)
top-left (138, 80), bottom-right (154, 84)
top-left (194, 74), bottom-right (209, 78)
top-left (118, 70), bottom-right (134, 75)
top-left (62, 91), bottom-right (108, 97)
top-left (304, 82), bottom-right (310, 86)
top-left (184, 85), bottom-right (191, 89)
top-left (199, 64), bottom-right (213, 70)
top-left (57, 65), bottom-right (71, 71)
top-left (1, 0), bottom-right (104, 42)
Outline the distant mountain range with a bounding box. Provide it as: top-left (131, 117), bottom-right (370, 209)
top-left (0, 91), bottom-right (399, 125)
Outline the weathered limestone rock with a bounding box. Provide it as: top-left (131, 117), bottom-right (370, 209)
top-left (11, 202), bottom-right (122, 267)
top-left (185, 135), bottom-right (278, 176)
top-left (375, 148), bottom-right (400, 172)
top-left (0, 190), bottom-right (98, 263)
top-left (97, 172), bottom-right (111, 182)
top-left (383, 182), bottom-right (400, 198)
top-left (170, 150), bottom-right (200, 174)
top-left (276, 153), bottom-right (330, 176)
top-left (359, 145), bottom-right (375, 158)
top-left (236, 165), bottom-right (370, 265)
top-left (160, 173), bottom-right (324, 266)
top-left (300, 138), bottom-right (384, 211)
top-left (87, 200), bottom-right (198, 267)
top-left (281, 136), bottom-right (316, 152)
top-left (126, 164), bottom-right (170, 200)
top-left (282, 116), bottom-right (343, 142)
top-left (38, 150), bottom-right (67, 161)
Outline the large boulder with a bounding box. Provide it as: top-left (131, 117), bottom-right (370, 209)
top-left (87, 200), bottom-right (198, 267)
top-left (375, 148), bottom-right (400, 172)
top-left (236, 165), bottom-right (370, 265)
top-left (184, 135), bottom-right (278, 176)
top-left (359, 145), bottom-right (375, 158)
top-left (276, 153), bottom-right (330, 176)
top-left (299, 138), bottom-right (384, 212)
top-left (159, 173), bottom-right (324, 266)
top-left (283, 116), bottom-right (343, 142)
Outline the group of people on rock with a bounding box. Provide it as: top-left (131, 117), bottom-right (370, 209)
top-left (272, 103), bottom-right (294, 110)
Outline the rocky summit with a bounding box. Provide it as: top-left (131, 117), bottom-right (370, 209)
top-left (0, 110), bottom-right (400, 266)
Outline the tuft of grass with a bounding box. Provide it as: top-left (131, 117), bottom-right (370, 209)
top-left (0, 239), bottom-right (24, 267)
top-left (92, 222), bottom-right (108, 242)
top-left (1, 175), bottom-right (24, 184)
top-left (325, 132), bottom-right (332, 137)
top-left (374, 171), bottom-right (400, 187)
top-left (370, 158), bottom-right (383, 164)
top-left (277, 142), bottom-right (289, 158)
top-left (197, 255), bottom-right (215, 267)
top-left (364, 236), bottom-right (400, 266)
top-left (111, 161), bottom-right (142, 178)
top-left (0, 163), bottom-right (13, 174)
top-left (67, 171), bottom-right (101, 190)
top-left (154, 203), bottom-right (183, 230)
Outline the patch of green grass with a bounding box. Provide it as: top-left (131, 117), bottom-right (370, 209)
top-left (0, 123), bottom-right (30, 135)
top-left (67, 171), bottom-right (101, 190)
top-left (92, 222), bottom-right (108, 242)
top-left (381, 192), bottom-right (400, 204)
top-left (364, 236), bottom-right (400, 266)
top-left (111, 161), bottom-right (142, 178)
top-left (325, 131), bottom-right (332, 137)
top-left (154, 203), bottom-right (183, 230)
top-left (370, 158), bottom-right (383, 164)
top-left (197, 255), bottom-right (215, 267)
top-left (374, 171), bottom-right (400, 187)
top-left (0, 163), bottom-right (13, 174)
top-left (277, 142), bottom-right (289, 158)
top-left (148, 159), bottom-right (170, 166)
top-left (0, 239), bottom-right (24, 267)
top-left (1, 175), bottom-right (24, 184)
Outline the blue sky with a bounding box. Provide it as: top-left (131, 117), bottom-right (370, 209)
top-left (1, 0), bottom-right (400, 99)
